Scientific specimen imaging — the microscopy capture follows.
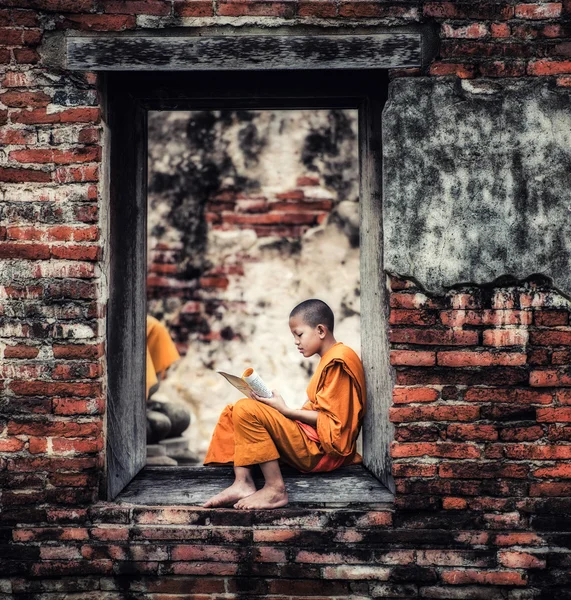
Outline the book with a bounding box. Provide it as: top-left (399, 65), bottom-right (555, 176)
top-left (218, 367), bottom-right (273, 400)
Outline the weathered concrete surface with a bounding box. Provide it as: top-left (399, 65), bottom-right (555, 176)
top-left (383, 78), bottom-right (571, 296)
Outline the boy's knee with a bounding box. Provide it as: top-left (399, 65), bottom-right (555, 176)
top-left (233, 398), bottom-right (259, 422)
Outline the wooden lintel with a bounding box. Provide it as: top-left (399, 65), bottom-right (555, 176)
top-left (66, 34), bottom-right (422, 71)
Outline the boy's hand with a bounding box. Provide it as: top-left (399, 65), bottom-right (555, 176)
top-left (251, 389), bottom-right (289, 416)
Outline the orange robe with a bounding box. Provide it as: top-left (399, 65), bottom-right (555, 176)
top-left (146, 315), bottom-right (181, 398)
top-left (203, 342), bottom-right (366, 473)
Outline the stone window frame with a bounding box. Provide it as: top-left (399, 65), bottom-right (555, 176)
top-left (63, 31), bottom-right (431, 501)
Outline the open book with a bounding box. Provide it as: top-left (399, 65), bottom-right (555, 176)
top-left (218, 367), bottom-right (273, 400)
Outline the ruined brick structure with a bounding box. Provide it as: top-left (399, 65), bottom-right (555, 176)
top-left (1, 1), bottom-right (571, 598)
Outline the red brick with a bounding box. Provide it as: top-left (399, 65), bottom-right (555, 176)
top-left (499, 551), bottom-right (546, 569)
top-left (530, 481), bottom-right (571, 496)
top-left (437, 350), bottom-right (526, 367)
top-left (0, 90), bottom-right (50, 108)
top-left (199, 276), bottom-right (228, 290)
top-left (103, 0), bottom-right (170, 14)
top-left (218, 1), bottom-right (296, 17)
top-left (548, 424), bottom-right (571, 441)
top-left (391, 442), bottom-right (480, 459)
top-left (429, 62), bottom-right (476, 78)
top-left (504, 444), bottom-right (571, 459)
top-left (439, 462), bottom-right (528, 479)
top-left (59, 14), bottom-right (136, 31)
top-left (171, 545), bottom-right (240, 562)
top-left (0, 128), bottom-right (37, 145)
top-left (13, 48), bottom-right (40, 64)
top-left (390, 309), bottom-right (437, 326)
top-left (296, 177), bottom-right (320, 187)
top-left (50, 245), bottom-right (101, 261)
top-left (531, 330), bottom-right (571, 345)
top-left (424, 2), bottom-right (513, 19)
top-left (173, 0), bottom-right (214, 16)
top-left (495, 533), bottom-right (543, 546)
top-left (515, 2), bottom-right (562, 19)
top-left (9, 380), bottom-right (101, 397)
top-left (0, 242), bottom-right (50, 259)
top-left (537, 407), bottom-right (571, 422)
top-left (483, 329), bottom-right (529, 347)
top-left (54, 165), bottom-right (99, 183)
top-left (529, 59), bottom-right (571, 75)
top-left (8, 225), bottom-right (99, 242)
top-left (531, 369), bottom-right (571, 386)
top-left (484, 511), bottom-right (525, 529)
top-left (533, 464), bottom-right (571, 478)
top-left (0, 167), bottom-right (50, 183)
top-left (491, 22), bottom-right (511, 37)
top-left (446, 424), bottom-right (498, 441)
top-left (499, 425), bottom-right (544, 441)
top-left (0, 437), bottom-right (25, 452)
top-left (440, 309), bottom-right (531, 327)
top-left (441, 569), bottom-right (526, 586)
top-left (8, 419), bottom-right (101, 438)
top-left (389, 328), bottom-right (478, 346)
top-left (557, 390), bottom-right (571, 405)
top-left (535, 310), bottom-right (569, 326)
top-left (4, 344), bottom-right (39, 359)
top-left (442, 497), bottom-right (468, 510)
top-left (389, 405), bottom-right (480, 423)
top-left (52, 362), bottom-right (101, 380)
top-left (390, 350), bottom-right (436, 366)
top-left (7, 456), bottom-right (98, 472)
top-left (442, 23), bottom-right (489, 38)
top-left (9, 147), bottom-right (101, 165)
top-left (393, 387), bottom-right (439, 403)
top-left (11, 107), bottom-right (100, 125)
top-left (464, 388), bottom-right (552, 404)
top-left (553, 349), bottom-right (571, 365)
top-left (90, 526), bottom-right (129, 541)
top-left (480, 61), bottom-right (527, 77)
top-left (53, 343), bottom-right (103, 360)
top-left (53, 398), bottom-right (104, 415)
top-left (392, 462), bottom-right (438, 477)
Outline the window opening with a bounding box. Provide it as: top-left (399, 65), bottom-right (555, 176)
top-left (145, 108), bottom-right (362, 468)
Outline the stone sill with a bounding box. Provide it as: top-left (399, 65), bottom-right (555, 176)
top-left (115, 465), bottom-right (394, 508)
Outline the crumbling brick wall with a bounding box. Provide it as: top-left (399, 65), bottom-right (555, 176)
top-left (1, 1), bottom-right (571, 598)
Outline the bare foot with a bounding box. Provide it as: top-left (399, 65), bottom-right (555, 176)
top-left (234, 485), bottom-right (288, 510)
top-left (203, 481), bottom-right (257, 508)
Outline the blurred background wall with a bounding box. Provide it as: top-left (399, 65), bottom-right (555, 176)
top-left (147, 109), bottom-right (361, 460)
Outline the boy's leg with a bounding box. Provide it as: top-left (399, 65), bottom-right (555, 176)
top-left (203, 465), bottom-right (256, 508)
top-left (232, 398), bottom-right (322, 472)
top-left (234, 459), bottom-right (288, 510)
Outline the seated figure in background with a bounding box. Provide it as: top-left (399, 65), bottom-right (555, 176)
top-left (146, 315), bottom-right (190, 444)
top-left (146, 314), bottom-right (181, 401)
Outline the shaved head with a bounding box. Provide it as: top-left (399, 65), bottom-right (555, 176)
top-left (290, 299), bottom-right (334, 332)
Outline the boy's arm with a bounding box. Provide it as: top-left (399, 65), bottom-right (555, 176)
top-left (250, 390), bottom-right (318, 426)
top-left (283, 406), bottom-right (318, 426)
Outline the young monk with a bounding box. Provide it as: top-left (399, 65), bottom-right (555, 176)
top-left (203, 299), bottom-right (366, 510)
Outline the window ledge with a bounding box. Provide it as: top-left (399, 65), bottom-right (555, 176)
top-left (115, 465), bottom-right (394, 508)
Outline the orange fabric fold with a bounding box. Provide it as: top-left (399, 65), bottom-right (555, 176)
top-left (146, 315), bottom-right (180, 397)
top-left (204, 342), bottom-right (366, 474)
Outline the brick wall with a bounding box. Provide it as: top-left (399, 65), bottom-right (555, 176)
top-left (1, 0), bottom-right (571, 598)
top-left (148, 176), bottom-right (334, 348)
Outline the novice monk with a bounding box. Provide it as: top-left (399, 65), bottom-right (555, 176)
top-left (203, 299), bottom-right (366, 510)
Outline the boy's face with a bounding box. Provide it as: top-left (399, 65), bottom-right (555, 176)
top-left (289, 315), bottom-right (326, 358)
